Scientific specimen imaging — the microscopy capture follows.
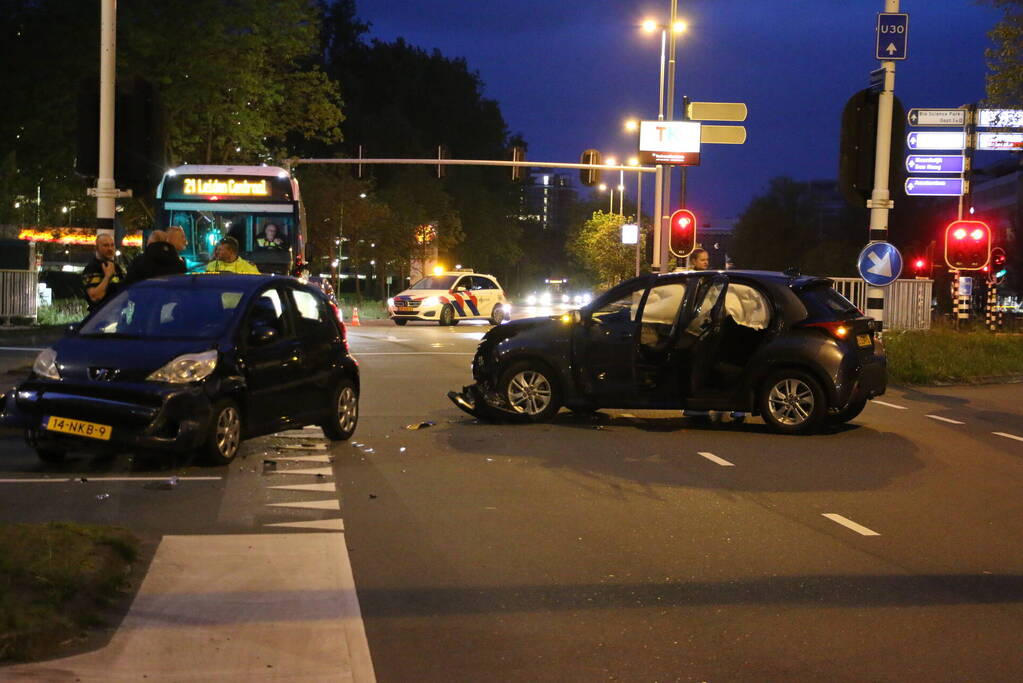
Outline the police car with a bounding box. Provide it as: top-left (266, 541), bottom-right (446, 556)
top-left (388, 269), bottom-right (511, 326)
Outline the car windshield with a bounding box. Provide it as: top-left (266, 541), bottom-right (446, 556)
top-left (409, 275), bottom-right (457, 290)
top-left (80, 283), bottom-right (245, 340)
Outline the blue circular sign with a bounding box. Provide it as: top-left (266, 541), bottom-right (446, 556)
top-left (857, 242), bottom-right (903, 287)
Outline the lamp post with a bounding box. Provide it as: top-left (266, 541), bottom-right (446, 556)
top-left (629, 156), bottom-right (642, 275)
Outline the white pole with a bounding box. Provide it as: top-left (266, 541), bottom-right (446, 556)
top-left (865, 0), bottom-right (899, 329)
top-left (652, 28), bottom-right (667, 271)
top-left (660, 0), bottom-right (679, 271)
top-left (636, 171), bottom-right (642, 276)
top-left (95, 0), bottom-right (117, 238)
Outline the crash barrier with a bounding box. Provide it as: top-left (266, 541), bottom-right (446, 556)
top-left (0, 269), bottom-right (39, 323)
top-left (829, 277), bottom-right (932, 331)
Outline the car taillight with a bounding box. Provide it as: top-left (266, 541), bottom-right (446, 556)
top-left (800, 320), bottom-right (851, 341)
top-left (328, 301), bottom-right (349, 351)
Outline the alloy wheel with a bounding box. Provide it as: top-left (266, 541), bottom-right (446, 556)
top-left (336, 385), bottom-right (358, 433)
top-left (507, 370), bottom-right (553, 415)
top-left (215, 406), bottom-right (241, 459)
top-left (767, 378), bottom-right (815, 426)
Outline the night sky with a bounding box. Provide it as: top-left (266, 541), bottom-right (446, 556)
top-left (353, 0), bottom-right (1005, 223)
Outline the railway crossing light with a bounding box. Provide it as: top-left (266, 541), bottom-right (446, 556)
top-left (668, 209), bottom-right (697, 258)
top-left (944, 219), bottom-right (991, 270)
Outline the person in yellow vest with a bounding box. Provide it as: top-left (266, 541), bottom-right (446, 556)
top-left (205, 236), bottom-right (260, 274)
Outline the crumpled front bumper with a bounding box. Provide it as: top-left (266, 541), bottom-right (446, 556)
top-left (447, 384), bottom-right (524, 422)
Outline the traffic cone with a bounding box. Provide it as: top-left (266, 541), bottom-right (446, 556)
top-left (350, 307), bottom-right (361, 326)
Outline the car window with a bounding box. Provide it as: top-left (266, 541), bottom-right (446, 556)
top-left (592, 286), bottom-right (644, 323)
top-left (723, 283), bottom-right (771, 330)
top-left (80, 285), bottom-right (242, 340)
top-left (475, 276), bottom-right (497, 290)
top-left (290, 288), bottom-right (334, 340)
top-left (800, 284), bottom-right (860, 318)
top-left (409, 275), bottom-right (457, 290)
top-left (685, 279), bottom-right (725, 336)
top-left (248, 288), bottom-right (290, 338)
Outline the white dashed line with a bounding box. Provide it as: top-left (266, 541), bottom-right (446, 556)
top-left (271, 455), bottom-right (332, 463)
top-left (926, 414), bottom-right (965, 425)
top-left (278, 443), bottom-right (328, 450)
top-left (822, 513), bottom-right (881, 536)
top-left (697, 451), bottom-right (735, 467)
top-left (871, 400), bottom-right (907, 410)
top-left (994, 432), bottom-right (1023, 443)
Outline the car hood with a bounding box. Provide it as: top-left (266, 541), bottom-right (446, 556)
top-left (51, 336), bottom-right (217, 383)
top-left (483, 315), bottom-right (561, 341)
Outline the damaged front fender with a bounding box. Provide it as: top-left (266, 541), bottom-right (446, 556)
top-left (447, 384), bottom-right (525, 422)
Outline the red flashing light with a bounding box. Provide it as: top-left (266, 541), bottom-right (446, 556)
top-left (945, 219), bottom-right (991, 270)
top-left (914, 258), bottom-right (925, 269)
top-left (953, 228), bottom-right (967, 240)
top-left (668, 209), bottom-right (697, 258)
top-left (970, 228), bottom-right (984, 240)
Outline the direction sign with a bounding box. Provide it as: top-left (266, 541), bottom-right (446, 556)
top-left (858, 242), bottom-right (903, 287)
top-left (686, 101), bottom-right (748, 122)
top-left (905, 155), bottom-right (965, 174)
top-left (907, 108), bottom-right (966, 126)
top-left (699, 125), bottom-right (746, 145)
top-left (906, 131), bottom-right (966, 150)
top-left (976, 132), bottom-right (1023, 150)
top-left (876, 13), bottom-right (908, 60)
top-left (905, 177), bottom-right (965, 196)
top-left (977, 109), bottom-right (1023, 128)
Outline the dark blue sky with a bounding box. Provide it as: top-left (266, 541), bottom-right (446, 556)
top-left (353, 0), bottom-right (1005, 222)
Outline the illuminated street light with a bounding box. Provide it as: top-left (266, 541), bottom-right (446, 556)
top-left (624, 119), bottom-right (639, 132)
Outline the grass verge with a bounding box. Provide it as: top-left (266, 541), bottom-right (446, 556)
top-left (335, 295), bottom-right (388, 320)
top-left (884, 328), bottom-right (1023, 385)
top-left (36, 299), bottom-right (88, 326)
top-left (0, 522), bottom-right (140, 662)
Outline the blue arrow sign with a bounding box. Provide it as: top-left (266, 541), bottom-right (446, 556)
top-left (858, 242), bottom-right (903, 287)
top-left (905, 155), bottom-right (965, 174)
top-left (906, 131), bottom-right (966, 150)
top-left (905, 177), bottom-right (965, 196)
top-left (876, 13), bottom-right (908, 60)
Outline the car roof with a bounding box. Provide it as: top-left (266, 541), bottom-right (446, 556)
top-left (130, 273), bottom-right (301, 292)
top-left (655, 269), bottom-right (830, 289)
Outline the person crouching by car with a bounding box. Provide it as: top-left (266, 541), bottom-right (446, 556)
top-left (82, 233), bottom-right (126, 313)
top-left (205, 236), bottom-right (260, 274)
top-left (125, 227), bottom-right (188, 285)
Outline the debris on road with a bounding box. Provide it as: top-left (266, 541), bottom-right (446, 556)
top-left (406, 421), bottom-right (436, 430)
top-left (262, 460), bottom-right (278, 473)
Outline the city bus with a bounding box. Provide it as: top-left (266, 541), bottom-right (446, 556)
top-left (154, 165), bottom-right (306, 273)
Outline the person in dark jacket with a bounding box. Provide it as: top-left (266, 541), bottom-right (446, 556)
top-left (125, 226), bottom-right (187, 284)
top-left (82, 233), bottom-right (126, 312)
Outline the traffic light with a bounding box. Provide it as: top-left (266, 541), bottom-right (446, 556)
top-left (911, 256), bottom-right (928, 277)
top-left (580, 149), bottom-right (602, 186)
top-left (669, 209), bottom-right (697, 258)
top-left (944, 219), bottom-right (991, 270)
top-left (991, 247), bottom-right (1008, 283)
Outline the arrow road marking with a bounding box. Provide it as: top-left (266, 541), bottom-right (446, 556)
top-left (867, 250), bottom-right (892, 277)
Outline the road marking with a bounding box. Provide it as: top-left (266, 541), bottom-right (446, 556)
top-left (926, 414), bottom-right (965, 425)
top-left (271, 466), bottom-right (334, 476)
top-left (269, 482), bottom-right (337, 492)
top-left (271, 455), bottom-right (332, 463)
top-left (265, 518), bottom-right (345, 531)
top-left (822, 513), bottom-right (880, 536)
top-left (697, 451), bottom-right (735, 467)
top-left (994, 432), bottom-right (1023, 443)
top-left (268, 499), bottom-right (341, 511)
top-left (0, 476), bottom-right (222, 483)
top-left (0, 346), bottom-right (44, 352)
top-left (278, 442), bottom-right (328, 451)
top-left (871, 400), bottom-right (907, 410)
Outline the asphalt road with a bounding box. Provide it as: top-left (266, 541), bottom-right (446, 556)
top-left (2, 321), bottom-right (1023, 681)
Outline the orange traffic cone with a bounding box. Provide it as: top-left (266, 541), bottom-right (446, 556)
top-left (350, 307), bottom-right (361, 326)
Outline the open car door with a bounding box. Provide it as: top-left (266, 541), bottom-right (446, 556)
top-left (673, 274), bottom-right (729, 406)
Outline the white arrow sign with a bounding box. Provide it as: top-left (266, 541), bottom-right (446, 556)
top-left (867, 250), bottom-right (892, 278)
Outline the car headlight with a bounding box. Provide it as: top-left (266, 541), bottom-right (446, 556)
top-left (421, 296), bottom-right (441, 307)
top-left (33, 348), bottom-right (60, 380)
top-left (147, 349), bottom-right (218, 384)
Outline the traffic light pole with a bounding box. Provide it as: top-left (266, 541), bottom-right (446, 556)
top-left (864, 0), bottom-right (900, 330)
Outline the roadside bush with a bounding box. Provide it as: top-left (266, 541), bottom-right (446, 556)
top-left (36, 299), bottom-right (88, 326)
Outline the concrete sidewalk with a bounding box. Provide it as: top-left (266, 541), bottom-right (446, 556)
top-left (3, 533), bottom-right (376, 682)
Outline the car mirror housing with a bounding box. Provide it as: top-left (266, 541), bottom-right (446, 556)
top-left (249, 324), bottom-right (278, 346)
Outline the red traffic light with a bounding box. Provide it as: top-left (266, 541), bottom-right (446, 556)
top-left (913, 258), bottom-right (926, 270)
top-left (669, 209), bottom-right (697, 258)
top-left (945, 219), bottom-right (991, 270)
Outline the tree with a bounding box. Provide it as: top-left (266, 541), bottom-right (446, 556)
top-left (985, 0), bottom-right (1023, 106)
top-left (568, 211), bottom-right (644, 288)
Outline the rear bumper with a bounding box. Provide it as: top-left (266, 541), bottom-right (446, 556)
top-left (1, 381), bottom-right (213, 452)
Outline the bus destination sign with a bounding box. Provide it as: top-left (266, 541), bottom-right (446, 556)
top-left (182, 177), bottom-right (270, 197)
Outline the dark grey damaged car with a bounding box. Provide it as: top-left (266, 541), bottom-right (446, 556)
top-left (449, 270), bottom-right (887, 434)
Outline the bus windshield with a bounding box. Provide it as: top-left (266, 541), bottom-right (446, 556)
top-left (166, 209), bottom-right (297, 264)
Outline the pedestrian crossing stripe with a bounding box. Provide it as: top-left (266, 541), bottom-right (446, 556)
top-left (265, 518), bottom-right (344, 531)
top-left (268, 499), bottom-right (340, 510)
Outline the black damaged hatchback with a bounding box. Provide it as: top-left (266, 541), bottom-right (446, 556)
top-left (1, 274), bottom-right (359, 464)
top-left (449, 270), bottom-right (887, 434)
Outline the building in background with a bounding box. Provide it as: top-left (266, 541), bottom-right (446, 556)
top-left (520, 172), bottom-right (576, 234)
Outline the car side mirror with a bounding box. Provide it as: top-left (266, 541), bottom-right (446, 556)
top-left (249, 324), bottom-right (278, 346)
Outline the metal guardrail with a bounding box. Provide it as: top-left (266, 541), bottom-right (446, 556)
top-left (0, 269), bottom-right (39, 322)
top-left (829, 277), bottom-right (933, 330)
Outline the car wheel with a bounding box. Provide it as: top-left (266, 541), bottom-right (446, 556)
top-left (204, 399), bottom-right (242, 465)
top-left (827, 397), bottom-right (867, 425)
top-left (439, 304), bottom-right (456, 326)
top-left (758, 370), bottom-right (826, 435)
top-left (393, 318), bottom-right (408, 326)
top-left (322, 378), bottom-right (359, 441)
top-left (498, 361), bottom-right (562, 422)
top-left (489, 305), bottom-right (505, 325)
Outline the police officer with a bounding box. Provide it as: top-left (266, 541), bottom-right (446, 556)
top-left (82, 233), bottom-right (125, 312)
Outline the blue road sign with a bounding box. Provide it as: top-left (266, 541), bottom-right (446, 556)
top-left (905, 177), bottom-right (965, 196)
top-left (858, 242), bottom-right (903, 287)
top-left (906, 131), bottom-right (966, 150)
top-left (876, 13), bottom-right (908, 60)
top-left (905, 155), bottom-right (965, 174)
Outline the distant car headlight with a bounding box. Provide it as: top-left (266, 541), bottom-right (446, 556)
top-left (147, 349), bottom-right (218, 384)
top-left (33, 348), bottom-right (59, 380)
top-left (539, 292), bottom-right (552, 306)
top-left (421, 296), bottom-right (441, 307)
top-left (572, 295), bottom-right (583, 305)
top-left (387, 297), bottom-right (395, 307)
top-left (561, 294), bottom-right (569, 303)
top-left (526, 295), bottom-right (537, 306)
top-left (581, 294), bottom-right (592, 305)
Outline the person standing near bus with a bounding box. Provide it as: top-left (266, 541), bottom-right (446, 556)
top-left (82, 233), bottom-right (125, 312)
top-left (205, 236), bottom-right (259, 274)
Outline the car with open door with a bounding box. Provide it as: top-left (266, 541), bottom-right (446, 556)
top-left (1, 273), bottom-right (359, 465)
top-left (448, 270), bottom-right (886, 434)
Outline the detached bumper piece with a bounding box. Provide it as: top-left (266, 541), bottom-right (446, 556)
top-left (447, 384), bottom-right (524, 422)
